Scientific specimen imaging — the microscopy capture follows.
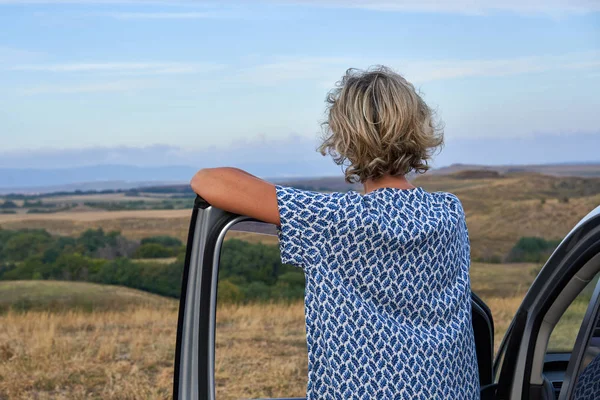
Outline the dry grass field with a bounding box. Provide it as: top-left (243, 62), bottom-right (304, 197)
top-left (0, 261), bottom-right (589, 399)
top-left (0, 281), bottom-right (179, 400)
top-left (0, 209), bottom-right (191, 242)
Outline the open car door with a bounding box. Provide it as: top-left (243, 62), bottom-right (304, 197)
top-left (488, 205), bottom-right (600, 400)
top-left (173, 195), bottom-right (599, 400)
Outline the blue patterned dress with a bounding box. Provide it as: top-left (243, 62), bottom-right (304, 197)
top-left (275, 185), bottom-right (480, 399)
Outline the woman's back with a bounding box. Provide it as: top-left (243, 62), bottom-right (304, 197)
top-left (277, 185), bottom-right (480, 399)
top-left (191, 65), bottom-right (481, 399)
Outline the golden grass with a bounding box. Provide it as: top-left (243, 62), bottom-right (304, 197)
top-left (225, 231), bottom-right (279, 245)
top-left (215, 303), bottom-right (308, 400)
top-left (0, 284), bottom-right (588, 400)
top-left (0, 305), bottom-right (178, 400)
top-left (0, 210), bottom-right (191, 242)
top-left (0, 281), bottom-right (171, 313)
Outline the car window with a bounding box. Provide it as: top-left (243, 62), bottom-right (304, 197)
top-left (215, 221), bottom-right (307, 399)
top-left (548, 274), bottom-right (600, 352)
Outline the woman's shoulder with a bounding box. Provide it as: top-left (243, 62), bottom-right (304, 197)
top-left (423, 190), bottom-right (466, 215)
top-left (275, 185), bottom-right (350, 210)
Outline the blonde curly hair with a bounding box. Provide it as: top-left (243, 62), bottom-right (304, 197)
top-left (319, 66), bottom-right (444, 183)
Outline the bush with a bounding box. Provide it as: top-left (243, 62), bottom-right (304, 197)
top-left (242, 281), bottom-right (272, 302)
top-left (27, 209), bottom-right (56, 214)
top-left (2, 231), bottom-right (52, 262)
top-left (506, 236), bottom-right (561, 263)
top-left (141, 235), bottom-right (182, 248)
top-left (0, 200), bottom-right (18, 209)
top-left (134, 243), bottom-right (173, 258)
top-left (78, 228), bottom-right (117, 254)
top-left (220, 239), bottom-right (288, 286)
top-left (218, 280), bottom-right (245, 303)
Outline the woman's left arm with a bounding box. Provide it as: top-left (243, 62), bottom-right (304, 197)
top-left (190, 167), bottom-right (280, 225)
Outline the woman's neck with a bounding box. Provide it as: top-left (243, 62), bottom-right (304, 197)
top-left (363, 174), bottom-right (416, 194)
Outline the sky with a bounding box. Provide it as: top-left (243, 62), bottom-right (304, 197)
top-left (0, 0), bottom-right (599, 174)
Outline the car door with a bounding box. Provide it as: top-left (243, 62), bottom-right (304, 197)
top-left (172, 195), bottom-right (599, 400)
top-left (488, 205), bottom-right (600, 400)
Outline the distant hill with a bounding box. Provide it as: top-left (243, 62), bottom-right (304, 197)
top-left (0, 165), bottom-right (195, 193)
top-left (431, 162), bottom-right (600, 178)
top-left (1, 162), bottom-right (598, 195)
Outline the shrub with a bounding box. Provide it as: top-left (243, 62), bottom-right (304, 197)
top-left (0, 200), bottom-right (18, 209)
top-left (218, 280), bottom-right (245, 303)
top-left (2, 231), bottom-right (52, 262)
top-left (506, 236), bottom-right (561, 263)
top-left (26, 209), bottom-right (56, 214)
top-left (242, 281), bottom-right (272, 302)
top-left (133, 243), bottom-right (173, 258)
top-left (141, 235), bottom-right (182, 248)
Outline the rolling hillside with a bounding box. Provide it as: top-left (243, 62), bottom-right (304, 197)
top-left (0, 281), bottom-right (175, 313)
top-left (430, 162), bottom-right (600, 178)
top-left (414, 172), bottom-right (600, 260)
top-left (0, 171), bottom-right (599, 261)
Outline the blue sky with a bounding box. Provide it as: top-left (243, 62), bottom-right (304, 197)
top-left (0, 0), bottom-right (599, 172)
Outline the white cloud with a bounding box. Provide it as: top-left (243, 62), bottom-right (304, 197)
top-left (9, 52), bottom-right (600, 95)
top-left (397, 52), bottom-right (600, 82)
top-left (236, 57), bottom-right (353, 85)
top-left (2, 0), bottom-right (599, 14)
top-left (96, 11), bottom-right (230, 19)
top-left (238, 51), bottom-right (600, 86)
top-left (0, 46), bottom-right (44, 64)
top-left (273, 0), bottom-right (600, 15)
top-left (0, 0), bottom-right (189, 4)
top-left (18, 80), bottom-right (156, 95)
top-left (9, 61), bottom-right (225, 75)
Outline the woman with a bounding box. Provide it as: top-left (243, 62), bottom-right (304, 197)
top-left (191, 66), bottom-right (480, 399)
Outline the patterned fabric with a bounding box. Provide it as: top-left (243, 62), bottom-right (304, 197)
top-left (574, 354), bottom-right (600, 400)
top-left (276, 185), bottom-right (480, 400)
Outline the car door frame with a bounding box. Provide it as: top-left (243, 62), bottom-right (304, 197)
top-left (173, 197), bottom-right (244, 400)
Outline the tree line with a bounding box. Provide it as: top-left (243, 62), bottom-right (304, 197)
top-left (0, 227), bottom-right (558, 304)
top-left (0, 228), bottom-right (304, 302)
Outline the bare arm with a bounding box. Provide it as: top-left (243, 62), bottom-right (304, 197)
top-left (190, 167), bottom-right (280, 225)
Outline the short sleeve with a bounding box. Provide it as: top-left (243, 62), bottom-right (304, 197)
top-left (275, 185), bottom-right (338, 269)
